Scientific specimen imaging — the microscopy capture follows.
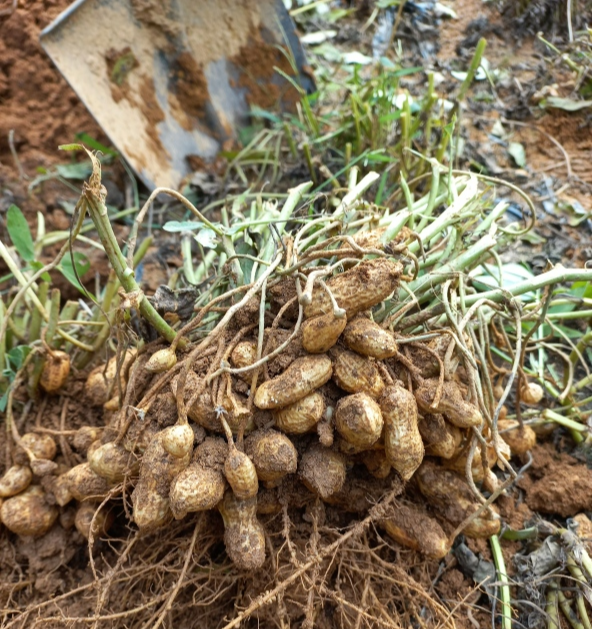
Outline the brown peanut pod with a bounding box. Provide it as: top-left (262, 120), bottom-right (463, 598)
top-left (498, 419), bottom-right (537, 456)
top-left (274, 391), bottom-right (324, 435)
top-left (302, 311), bottom-right (347, 354)
top-left (254, 355), bottom-right (332, 410)
top-left (39, 350), bottom-right (71, 394)
top-left (339, 226), bottom-right (388, 252)
top-left (169, 462), bottom-right (226, 518)
top-left (1, 486), bottom-right (58, 536)
top-left (170, 372), bottom-right (220, 430)
top-left (304, 258), bottom-right (403, 318)
top-left (161, 423), bottom-right (195, 459)
top-left (60, 463), bottom-right (111, 504)
top-left (415, 379), bottom-right (483, 428)
top-left (230, 340), bottom-right (258, 382)
top-left (218, 492), bottom-right (266, 570)
top-left (299, 444), bottom-right (347, 500)
top-left (244, 429), bottom-right (298, 483)
top-left (361, 449), bottom-right (391, 479)
top-left (132, 430), bottom-right (191, 532)
top-left (88, 441), bottom-right (140, 483)
top-left (73, 426), bottom-right (104, 454)
top-left (443, 444), bottom-right (497, 482)
top-left (335, 392), bottom-right (383, 449)
top-left (520, 382), bottom-right (544, 405)
top-left (380, 385), bottom-right (424, 481)
top-left (85, 349), bottom-right (136, 406)
top-left (17, 433), bottom-right (57, 462)
top-left (0, 465), bottom-right (33, 498)
top-left (330, 347), bottom-right (385, 398)
top-left (75, 502), bottom-right (115, 539)
top-left (380, 503), bottom-right (450, 559)
top-left (145, 348), bottom-right (177, 373)
top-left (224, 446), bottom-right (259, 500)
top-left (416, 461), bottom-right (501, 539)
top-left (342, 317), bottom-right (398, 359)
top-left (419, 413), bottom-right (462, 459)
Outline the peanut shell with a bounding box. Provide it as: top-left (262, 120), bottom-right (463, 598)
top-left (304, 258), bottom-right (403, 318)
top-left (88, 441), bottom-right (140, 483)
top-left (254, 355), bottom-right (332, 410)
top-left (75, 503), bottom-right (114, 539)
top-left (335, 392), bottom-right (383, 449)
top-left (380, 503), bottom-right (450, 559)
top-left (244, 429), bottom-right (298, 483)
top-left (39, 350), bottom-right (70, 393)
top-left (0, 485), bottom-right (58, 536)
top-left (299, 444), bottom-right (346, 500)
top-left (415, 379), bottom-right (483, 428)
top-left (170, 462), bottom-right (226, 518)
top-left (302, 311), bottom-right (347, 354)
top-left (218, 492), bottom-right (266, 570)
top-left (0, 465), bottom-right (33, 498)
top-left (224, 447), bottom-right (259, 500)
top-left (361, 449), bottom-right (391, 479)
top-left (274, 391), bottom-right (324, 435)
top-left (380, 385), bottom-right (424, 481)
top-left (145, 348), bottom-right (177, 373)
top-left (161, 423), bottom-right (194, 459)
top-left (85, 350), bottom-right (136, 406)
top-left (330, 347), bottom-right (385, 398)
top-left (342, 317), bottom-right (398, 359)
top-left (498, 419), bottom-right (536, 456)
top-left (419, 413), bottom-right (462, 459)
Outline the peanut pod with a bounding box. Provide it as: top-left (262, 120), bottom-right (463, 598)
top-left (330, 346), bottom-right (385, 398)
top-left (302, 311), bottom-right (347, 354)
top-left (273, 391), bottom-right (324, 435)
top-left (342, 317), bottom-right (398, 359)
top-left (415, 379), bottom-right (483, 428)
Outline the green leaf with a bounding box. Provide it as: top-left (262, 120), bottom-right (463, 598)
top-left (544, 96), bottom-right (592, 111)
top-left (6, 205), bottom-right (35, 262)
top-left (508, 142), bottom-right (526, 168)
top-left (28, 261), bottom-right (52, 283)
top-left (194, 228), bottom-right (218, 249)
top-left (56, 162), bottom-right (92, 180)
top-left (7, 345), bottom-right (32, 371)
top-left (163, 220), bottom-right (203, 232)
top-left (59, 251), bottom-right (90, 292)
top-left (75, 133), bottom-right (118, 156)
top-left (0, 389), bottom-right (8, 413)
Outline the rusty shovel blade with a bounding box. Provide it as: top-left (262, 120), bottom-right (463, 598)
top-left (41, 0), bottom-right (313, 190)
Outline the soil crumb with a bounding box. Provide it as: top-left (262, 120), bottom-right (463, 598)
top-left (169, 52), bottom-right (209, 123)
top-left (518, 443), bottom-right (592, 517)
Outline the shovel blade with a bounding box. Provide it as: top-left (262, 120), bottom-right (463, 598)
top-left (41, 0), bottom-right (313, 189)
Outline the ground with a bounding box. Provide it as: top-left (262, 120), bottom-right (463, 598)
top-left (1, 0), bottom-right (592, 628)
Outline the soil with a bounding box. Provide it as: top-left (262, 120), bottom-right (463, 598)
top-left (2, 0), bottom-right (592, 628)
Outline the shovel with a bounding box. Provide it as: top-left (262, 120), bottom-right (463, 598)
top-left (40, 0), bottom-right (313, 190)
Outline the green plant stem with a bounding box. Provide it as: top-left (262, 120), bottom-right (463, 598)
top-left (28, 281), bottom-right (48, 343)
top-left (82, 189), bottom-right (181, 346)
top-left (558, 589), bottom-right (586, 629)
top-left (0, 299), bottom-right (6, 384)
top-left (45, 289), bottom-right (61, 347)
top-left (542, 409), bottom-right (586, 444)
top-left (546, 583), bottom-right (560, 629)
top-left (490, 534), bottom-right (512, 629)
top-left (455, 38), bottom-right (487, 108)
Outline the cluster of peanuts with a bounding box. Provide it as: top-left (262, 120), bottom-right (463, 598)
top-left (0, 258), bottom-right (537, 566)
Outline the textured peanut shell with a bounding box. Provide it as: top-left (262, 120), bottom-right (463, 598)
top-left (145, 348), bottom-right (177, 373)
top-left (88, 441), bottom-right (140, 483)
top-left (415, 379), bottom-right (483, 428)
top-left (443, 444), bottom-right (497, 482)
top-left (335, 393), bottom-right (383, 449)
top-left (274, 392), bottom-right (324, 434)
top-left (75, 503), bottom-right (114, 539)
top-left (380, 503), bottom-right (450, 559)
top-left (230, 341), bottom-right (258, 382)
top-left (224, 448), bottom-right (259, 500)
top-left (73, 426), bottom-right (103, 454)
top-left (380, 385), bottom-right (424, 481)
top-left (0, 486), bottom-right (58, 536)
top-left (218, 492), bottom-right (266, 570)
top-left (161, 423), bottom-right (194, 459)
top-left (39, 350), bottom-right (70, 393)
top-left (331, 347), bottom-right (385, 398)
top-left (62, 463), bottom-right (111, 503)
top-left (520, 382), bottom-right (544, 405)
top-left (0, 465), bottom-right (33, 498)
top-left (169, 462), bottom-right (226, 518)
top-left (416, 462), bottom-right (501, 538)
top-left (361, 449), bottom-right (391, 479)
top-left (342, 317), bottom-right (398, 359)
top-left (17, 433), bottom-right (57, 462)
top-left (419, 414), bottom-right (462, 459)
top-left (304, 258), bottom-right (403, 318)
top-left (254, 355), bottom-right (332, 410)
top-left (84, 350), bottom-right (136, 406)
top-left (299, 444), bottom-right (346, 500)
top-left (498, 419), bottom-right (537, 456)
top-left (302, 312), bottom-right (347, 354)
top-left (244, 429), bottom-right (298, 483)
top-left (132, 431), bottom-right (191, 531)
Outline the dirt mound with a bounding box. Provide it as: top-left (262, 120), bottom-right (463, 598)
top-left (0, 0), bottom-right (104, 175)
